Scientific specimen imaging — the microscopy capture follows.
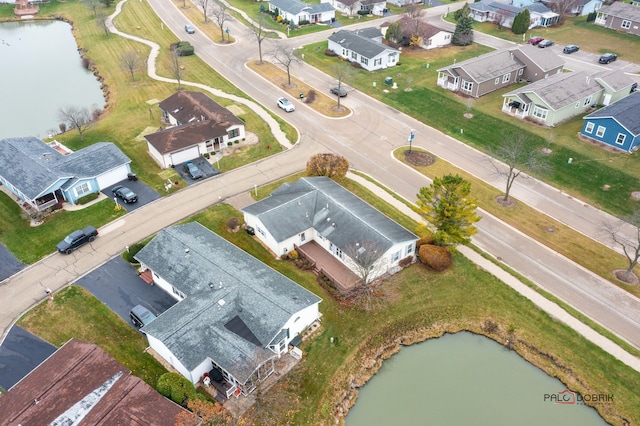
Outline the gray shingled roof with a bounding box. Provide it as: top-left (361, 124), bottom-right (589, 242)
top-left (270, 0), bottom-right (334, 14)
top-left (242, 177), bottom-right (417, 261)
top-left (0, 137), bottom-right (130, 200)
top-left (328, 29), bottom-right (398, 59)
top-left (504, 71), bottom-right (602, 110)
top-left (598, 1), bottom-right (640, 21)
top-left (512, 44), bottom-right (565, 72)
top-left (592, 69), bottom-right (635, 92)
top-left (584, 91), bottom-right (640, 136)
top-left (438, 49), bottom-right (524, 83)
top-left (135, 222), bottom-right (322, 384)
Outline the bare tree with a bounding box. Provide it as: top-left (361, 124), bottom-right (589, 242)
top-left (120, 50), bottom-right (142, 80)
top-left (550, 0), bottom-right (582, 23)
top-left (211, 1), bottom-right (231, 42)
top-left (195, 0), bottom-right (211, 22)
top-left (96, 11), bottom-right (110, 37)
top-left (85, 0), bottom-right (101, 17)
top-left (405, 3), bottom-right (423, 20)
top-left (248, 15), bottom-right (269, 64)
top-left (489, 133), bottom-right (548, 205)
top-left (603, 211), bottom-right (640, 283)
top-left (331, 62), bottom-right (352, 109)
top-left (344, 240), bottom-right (386, 286)
top-left (57, 105), bottom-right (101, 140)
top-left (271, 45), bottom-right (300, 87)
top-left (169, 48), bottom-right (184, 90)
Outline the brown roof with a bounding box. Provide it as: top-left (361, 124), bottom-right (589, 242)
top-left (0, 339), bottom-right (199, 426)
top-left (396, 16), bottom-right (449, 39)
top-left (145, 120), bottom-right (228, 154)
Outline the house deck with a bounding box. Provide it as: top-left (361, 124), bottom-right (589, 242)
top-left (296, 240), bottom-right (360, 292)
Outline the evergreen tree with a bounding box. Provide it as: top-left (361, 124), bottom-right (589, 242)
top-left (511, 9), bottom-right (530, 35)
top-left (416, 174), bottom-right (481, 247)
top-left (452, 15), bottom-right (474, 46)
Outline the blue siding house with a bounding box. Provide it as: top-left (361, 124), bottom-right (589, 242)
top-left (581, 92), bottom-right (640, 152)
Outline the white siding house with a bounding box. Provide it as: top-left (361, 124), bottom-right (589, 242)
top-left (327, 28), bottom-right (400, 72)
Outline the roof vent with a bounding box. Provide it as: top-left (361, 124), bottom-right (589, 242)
top-left (218, 299), bottom-right (226, 306)
top-left (185, 248), bottom-right (190, 253)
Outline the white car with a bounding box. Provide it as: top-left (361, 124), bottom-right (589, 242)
top-left (277, 97), bottom-right (295, 112)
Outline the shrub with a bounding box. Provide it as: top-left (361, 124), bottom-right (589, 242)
top-left (226, 217), bottom-right (240, 232)
top-left (306, 153), bottom-right (349, 177)
top-left (305, 90), bottom-right (317, 104)
top-left (299, 19), bottom-right (309, 25)
top-left (124, 242), bottom-right (146, 263)
top-left (324, 49), bottom-right (338, 57)
top-left (398, 256), bottom-right (413, 268)
top-left (586, 11), bottom-right (597, 22)
top-left (77, 192), bottom-right (99, 205)
top-left (287, 249), bottom-right (299, 260)
top-left (418, 244), bottom-right (452, 271)
top-left (350, 61), bottom-right (363, 69)
top-left (203, 153), bottom-right (210, 159)
top-left (357, 9), bottom-right (369, 15)
top-left (415, 236), bottom-right (434, 248)
top-left (227, 141), bottom-right (233, 146)
top-left (171, 41), bottom-right (194, 56)
top-left (157, 372), bottom-right (199, 407)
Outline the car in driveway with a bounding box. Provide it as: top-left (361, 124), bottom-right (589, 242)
top-left (537, 39), bottom-right (554, 48)
top-left (57, 226), bottom-right (98, 254)
top-left (330, 87), bottom-right (347, 97)
top-left (112, 185), bottom-right (138, 203)
top-left (183, 160), bottom-right (203, 179)
top-left (185, 24), bottom-right (195, 34)
top-left (563, 44), bottom-right (579, 54)
top-left (599, 53), bottom-right (617, 64)
top-left (528, 36), bottom-right (544, 45)
top-left (277, 97), bottom-right (295, 112)
top-left (129, 304), bottom-right (157, 328)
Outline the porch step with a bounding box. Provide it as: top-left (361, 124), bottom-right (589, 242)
top-left (139, 269), bottom-right (154, 285)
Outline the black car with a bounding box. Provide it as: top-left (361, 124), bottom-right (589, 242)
top-left (183, 161), bottom-right (203, 179)
top-left (129, 304), bottom-right (157, 328)
top-left (330, 87), bottom-right (347, 97)
top-left (537, 39), bottom-right (554, 48)
top-left (599, 53), bottom-right (617, 64)
top-left (112, 185), bottom-right (138, 203)
top-left (56, 226), bottom-right (98, 254)
top-left (563, 45), bottom-right (579, 54)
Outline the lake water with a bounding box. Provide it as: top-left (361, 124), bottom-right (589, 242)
top-left (0, 20), bottom-right (104, 139)
top-left (346, 332), bottom-right (608, 425)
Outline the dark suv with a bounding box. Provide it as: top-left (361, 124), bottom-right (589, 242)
top-left (599, 53), bottom-right (617, 64)
top-left (57, 226), bottom-right (98, 254)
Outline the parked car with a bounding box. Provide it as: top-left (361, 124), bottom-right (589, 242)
top-left (599, 53), bottom-right (617, 64)
top-left (56, 226), bottom-right (98, 254)
top-left (183, 161), bottom-right (203, 179)
top-left (185, 24), bottom-right (195, 34)
top-left (277, 97), bottom-right (295, 112)
top-left (528, 36), bottom-right (544, 45)
top-left (330, 87), bottom-right (347, 97)
top-left (112, 185), bottom-right (138, 203)
top-left (537, 39), bottom-right (554, 48)
top-left (563, 45), bottom-right (579, 54)
top-left (129, 304), bottom-right (157, 328)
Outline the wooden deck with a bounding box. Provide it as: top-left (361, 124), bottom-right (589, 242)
top-left (296, 241), bottom-right (360, 291)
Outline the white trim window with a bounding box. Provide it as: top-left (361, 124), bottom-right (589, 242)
top-left (585, 122), bottom-right (595, 134)
top-left (406, 243), bottom-right (414, 255)
top-left (391, 250), bottom-right (401, 263)
top-left (462, 80), bottom-right (473, 93)
top-left (351, 51), bottom-right (357, 60)
top-left (596, 125), bottom-right (606, 138)
top-left (583, 95), bottom-right (592, 107)
top-left (532, 106), bottom-right (548, 120)
top-left (615, 133), bottom-right (626, 145)
top-left (360, 57), bottom-right (368, 66)
top-left (502, 73), bottom-right (510, 83)
top-left (374, 58), bottom-right (382, 66)
top-left (75, 182), bottom-right (91, 197)
top-left (622, 20), bottom-right (631, 29)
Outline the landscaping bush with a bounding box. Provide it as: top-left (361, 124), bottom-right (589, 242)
top-left (586, 11), bottom-right (597, 22)
top-left (170, 41), bottom-right (194, 56)
top-left (357, 9), bottom-right (369, 15)
top-left (287, 249), bottom-right (299, 260)
top-left (324, 49), bottom-right (338, 57)
top-left (418, 244), bottom-right (452, 271)
top-left (299, 19), bottom-right (309, 25)
top-left (226, 217), bottom-right (240, 232)
top-left (415, 236), bottom-right (435, 248)
top-left (77, 192), bottom-right (99, 205)
top-left (203, 153), bottom-right (210, 159)
top-left (123, 242), bottom-right (146, 264)
top-left (350, 61), bottom-right (363, 69)
top-left (156, 372), bottom-right (203, 407)
top-left (305, 90), bottom-right (317, 104)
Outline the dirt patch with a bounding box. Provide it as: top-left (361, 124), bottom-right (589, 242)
top-left (404, 150), bottom-right (435, 167)
top-left (613, 269), bottom-right (639, 285)
top-left (495, 195), bottom-right (516, 208)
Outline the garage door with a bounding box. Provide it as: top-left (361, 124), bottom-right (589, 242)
top-left (96, 165), bottom-right (129, 189)
top-left (170, 147), bottom-right (200, 166)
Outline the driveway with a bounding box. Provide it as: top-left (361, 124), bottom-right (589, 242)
top-left (0, 326), bottom-right (56, 391)
top-left (102, 178), bottom-right (161, 212)
top-left (0, 243), bottom-right (24, 282)
top-left (177, 157), bottom-right (220, 185)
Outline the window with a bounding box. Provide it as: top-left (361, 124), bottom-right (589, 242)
top-left (342, 49), bottom-right (347, 56)
top-left (532, 106), bottom-right (548, 120)
top-left (495, 77), bottom-right (500, 85)
top-left (406, 243), bottom-right (414, 255)
top-left (228, 128), bottom-right (239, 138)
top-left (615, 133), bottom-right (626, 145)
top-left (583, 95), bottom-right (592, 107)
top-left (351, 51), bottom-right (357, 60)
top-left (374, 58), bottom-right (382, 66)
top-left (445, 34), bottom-right (450, 40)
top-left (391, 250), bottom-right (401, 263)
top-left (585, 122), bottom-right (595, 134)
top-left (622, 20), bottom-right (631, 29)
top-left (360, 57), bottom-right (368, 65)
top-left (75, 182), bottom-right (90, 197)
top-left (596, 126), bottom-right (605, 138)
top-left (502, 73), bottom-right (510, 83)
top-left (462, 80), bottom-right (473, 93)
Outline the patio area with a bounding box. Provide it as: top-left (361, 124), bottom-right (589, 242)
top-left (296, 241), bottom-right (360, 292)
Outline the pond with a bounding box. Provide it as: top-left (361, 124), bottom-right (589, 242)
top-left (0, 20), bottom-right (104, 140)
top-left (346, 332), bottom-right (608, 425)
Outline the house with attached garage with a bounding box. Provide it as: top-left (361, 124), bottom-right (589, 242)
top-left (387, 16), bottom-right (452, 49)
top-left (134, 222), bottom-right (322, 398)
top-left (322, 0), bottom-right (387, 16)
top-left (595, 1), bottom-right (640, 36)
top-left (241, 177), bottom-right (418, 291)
top-left (144, 91), bottom-right (245, 168)
top-left (327, 27), bottom-right (400, 72)
top-left (437, 44), bottom-right (564, 98)
top-left (0, 137), bottom-right (132, 211)
top-left (468, 0), bottom-right (559, 29)
top-left (268, 0), bottom-right (336, 25)
top-left (502, 69), bottom-right (636, 127)
top-left (581, 91), bottom-right (640, 152)
top-left (540, 0), bottom-right (603, 16)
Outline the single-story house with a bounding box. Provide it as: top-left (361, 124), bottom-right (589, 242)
top-left (469, 0), bottom-right (559, 29)
top-left (0, 137), bottom-right (132, 210)
top-left (389, 16), bottom-right (452, 49)
top-left (581, 91), bottom-right (640, 152)
top-left (134, 222), bottom-right (322, 398)
top-left (241, 176), bottom-right (418, 286)
top-left (145, 91), bottom-right (246, 168)
top-left (327, 28), bottom-right (400, 72)
top-left (322, 0), bottom-right (386, 16)
top-left (437, 44), bottom-right (565, 98)
top-left (540, 0), bottom-right (602, 16)
top-left (595, 1), bottom-right (640, 36)
top-left (0, 339), bottom-right (197, 425)
top-left (268, 0), bottom-right (336, 25)
top-left (502, 69), bottom-right (636, 126)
